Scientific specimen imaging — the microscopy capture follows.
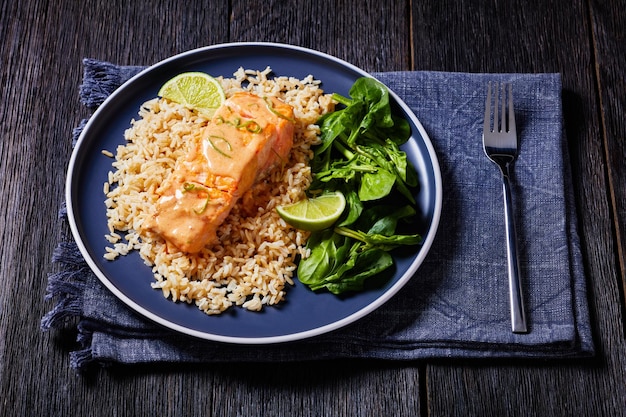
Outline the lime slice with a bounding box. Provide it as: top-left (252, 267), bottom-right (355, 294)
top-left (277, 192), bottom-right (346, 231)
top-left (157, 72), bottom-right (225, 116)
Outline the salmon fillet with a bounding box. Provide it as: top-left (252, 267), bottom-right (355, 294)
top-left (143, 92), bottom-right (295, 253)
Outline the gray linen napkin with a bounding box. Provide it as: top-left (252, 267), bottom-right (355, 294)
top-left (42, 59), bottom-right (594, 369)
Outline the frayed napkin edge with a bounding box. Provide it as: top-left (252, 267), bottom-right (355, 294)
top-left (42, 60), bottom-right (596, 369)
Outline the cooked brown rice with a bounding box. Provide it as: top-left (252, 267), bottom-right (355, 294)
top-left (103, 67), bottom-right (334, 314)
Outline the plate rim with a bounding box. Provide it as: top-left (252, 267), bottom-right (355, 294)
top-left (65, 42), bottom-right (443, 344)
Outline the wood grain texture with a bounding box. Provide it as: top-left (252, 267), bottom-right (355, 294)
top-left (229, 0), bottom-right (411, 72)
top-left (589, 0), bottom-right (626, 319)
top-left (0, 0), bottom-right (624, 416)
top-left (411, 0), bottom-right (626, 415)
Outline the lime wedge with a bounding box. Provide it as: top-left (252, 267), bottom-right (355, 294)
top-left (277, 192), bottom-right (346, 231)
top-left (158, 72), bottom-right (225, 116)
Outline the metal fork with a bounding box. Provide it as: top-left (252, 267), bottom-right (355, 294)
top-left (482, 82), bottom-right (528, 333)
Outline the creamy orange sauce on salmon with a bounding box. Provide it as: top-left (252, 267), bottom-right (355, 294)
top-left (144, 92), bottom-right (295, 253)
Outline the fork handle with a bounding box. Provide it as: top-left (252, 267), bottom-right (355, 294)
top-left (501, 169), bottom-right (528, 333)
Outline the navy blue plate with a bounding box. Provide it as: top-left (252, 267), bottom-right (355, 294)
top-left (66, 43), bottom-right (442, 344)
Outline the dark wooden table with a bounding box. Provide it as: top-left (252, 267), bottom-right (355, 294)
top-left (1, 1), bottom-right (624, 415)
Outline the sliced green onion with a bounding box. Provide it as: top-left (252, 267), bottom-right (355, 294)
top-left (240, 120), bottom-right (262, 133)
top-left (215, 116), bottom-right (263, 133)
top-left (207, 135), bottom-right (232, 158)
top-left (181, 182), bottom-right (210, 214)
top-left (263, 96), bottom-right (296, 122)
top-left (195, 195), bottom-right (210, 214)
top-left (183, 182), bottom-right (197, 192)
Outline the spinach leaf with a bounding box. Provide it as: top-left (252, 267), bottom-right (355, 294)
top-left (338, 188), bottom-right (363, 227)
top-left (296, 230), bottom-right (334, 285)
top-left (299, 237), bottom-right (395, 295)
top-left (359, 168), bottom-right (396, 201)
top-left (299, 76), bottom-right (423, 295)
top-left (322, 249), bottom-right (393, 294)
top-left (356, 204), bottom-right (418, 236)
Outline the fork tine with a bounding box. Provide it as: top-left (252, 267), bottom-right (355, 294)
top-left (507, 83), bottom-right (516, 133)
top-left (483, 82), bottom-right (516, 136)
top-left (493, 82), bottom-right (499, 132)
top-left (500, 83), bottom-right (507, 132)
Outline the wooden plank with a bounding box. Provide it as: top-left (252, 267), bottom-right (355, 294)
top-left (229, 0), bottom-right (411, 71)
top-left (589, 0), bottom-right (626, 311)
top-left (207, 362), bottom-right (420, 417)
top-left (411, 0), bottom-right (626, 415)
